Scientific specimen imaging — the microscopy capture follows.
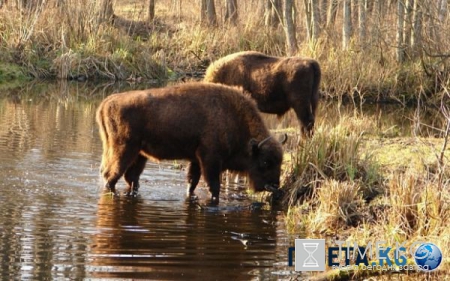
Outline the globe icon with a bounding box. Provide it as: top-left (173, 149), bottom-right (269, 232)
top-left (414, 243), bottom-right (443, 271)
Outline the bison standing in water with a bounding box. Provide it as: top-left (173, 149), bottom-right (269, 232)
top-left (204, 51), bottom-right (321, 137)
top-left (96, 82), bottom-right (284, 203)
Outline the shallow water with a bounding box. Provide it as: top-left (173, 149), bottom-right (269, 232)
top-left (0, 81), bottom-right (299, 280)
top-left (0, 81), bottom-right (444, 280)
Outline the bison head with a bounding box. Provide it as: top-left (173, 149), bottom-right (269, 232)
top-left (247, 136), bottom-right (284, 194)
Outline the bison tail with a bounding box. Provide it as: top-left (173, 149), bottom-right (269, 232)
top-left (95, 104), bottom-right (110, 172)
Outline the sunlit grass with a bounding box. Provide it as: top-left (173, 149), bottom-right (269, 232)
top-left (282, 110), bottom-right (450, 279)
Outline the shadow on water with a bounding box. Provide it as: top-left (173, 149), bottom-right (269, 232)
top-left (0, 80), bottom-right (445, 280)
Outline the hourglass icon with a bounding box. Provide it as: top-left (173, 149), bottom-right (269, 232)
top-left (303, 242), bottom-right (319, 267)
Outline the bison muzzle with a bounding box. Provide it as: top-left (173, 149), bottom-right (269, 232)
top-left (204, 51), bottom-right (321, 137)
top-left (96, 82), bottom-right (285, 203)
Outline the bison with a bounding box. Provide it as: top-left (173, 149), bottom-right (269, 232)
top-left (204, 51), bottom-right (321, 137)
top-left (96, 82), bottom-right (284, 203)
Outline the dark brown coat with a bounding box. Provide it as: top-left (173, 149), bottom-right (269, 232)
top-left (204, 51), bottom-right (321, 136)
top-left (96, 82), bottom-right (284, 202)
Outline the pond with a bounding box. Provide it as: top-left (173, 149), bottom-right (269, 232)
top-left (0, 81), bottom-right (443, 280)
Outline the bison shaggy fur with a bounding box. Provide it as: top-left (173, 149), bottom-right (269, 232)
top-left (96, 82), bottom-right (284, 203)
top-left (204, 51), bottom-right (321, 136)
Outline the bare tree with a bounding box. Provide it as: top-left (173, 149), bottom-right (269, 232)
top-left (396, 0), bottom-right (405, 62)
top-left (326, 0), bottom-right (338, 28)
top-left (265, 0), bottom-right (282, 27)
top-left (149, 0), bottom-right (155, 22)
top-left (404, 0), bottom-right (414, 50)
top-left (225, 0), bottom-right (238, 25)
top-left (99, 0), bottom-right (114, 23)
top-left (284, 0), bottom-right (297, 55)
top-left (311, 0), bottom-right (321, 41)
top-left (304, 0), bottom-right (312, 39)
top-left (411, 0), bottom-right (423, 55)
top-left (201, 0), bottom-right (217, 26)
top-left (343, 0), bottom-right (352, 49)
top-left (304, 0), bottom-right (321, 41)
top-left (438, 0), bottom-right (448, 22)
top-left (358, 0), bottom-right (367, 46)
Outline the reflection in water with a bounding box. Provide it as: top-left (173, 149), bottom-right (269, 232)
top-left (0, 81), bottom-right (444, 280)
top-left (89, 196), bottom-right (283, 280)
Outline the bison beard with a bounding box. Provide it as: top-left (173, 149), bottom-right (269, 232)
top-left (96, 82), bottom-right (284, 203)
top-left (204, 51), bottom-right (321, 137)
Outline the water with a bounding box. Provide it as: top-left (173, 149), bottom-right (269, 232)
top-left (0, 81), bottom-right (444, 280)
top-left (0, 81), bottom-right (298, 280)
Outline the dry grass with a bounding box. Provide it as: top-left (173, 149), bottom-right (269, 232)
top-left (0, 0), bottom-right (448, 102)
top-left (283, 107), bottom-right (450, 278)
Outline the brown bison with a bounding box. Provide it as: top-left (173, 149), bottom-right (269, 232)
top-left (204, 51), bottom-right (321, 137)
top-left (96, 82), bottom-right (284, 203)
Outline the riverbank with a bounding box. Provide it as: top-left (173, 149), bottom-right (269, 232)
top-left (280, 112), bottom-right (450, 279)
top-left (0, 1), bottom-right (449, 104)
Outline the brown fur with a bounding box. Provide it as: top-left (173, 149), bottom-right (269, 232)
top-left (204, 51), bottom-right (321, 136)
top-left (96, 82), bottom-right (284, 202)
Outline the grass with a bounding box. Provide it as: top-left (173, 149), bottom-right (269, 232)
top-left (282, 106), bottom-right (450, 279)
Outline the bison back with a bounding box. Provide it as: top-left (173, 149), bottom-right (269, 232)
top-left (96, 82), bottom-right (267, 162)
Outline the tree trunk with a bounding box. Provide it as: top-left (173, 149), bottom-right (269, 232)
top-left (225, 0), bottom-right (238, 25)
top-left (320, 0), bottom-right (328, 23)
top-left (438, 0), bottom-right (448, 22)
top-left (99, 0), bottom-right (114, 23)
top-left (201, 0), bottom-right (217, 26)
top-left (265, 0), bottom-right (282, 27)
top-left (311, 0), bottom-right (321, 41)
top-left (149, 0), bottom-right (155, 22)
top-left (343, 0), bottom-right (352, 49)
top-left (411, 0), bottom-right (423, 55)
top-left (284, 0), bottom-right (297, 55)
top-left (326, 0), bottom-right (338, 28)
top-left (404, 0), bottom-right (414, 50)
top-left (396, 0), bottom-right (405, 62)
top-left (358, 0), bottom-right (367, 46)
top-left (304, 0), bottom-right (312, 39)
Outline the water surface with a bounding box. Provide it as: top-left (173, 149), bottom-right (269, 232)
top-left (0, 81), bottom-right (296, 280)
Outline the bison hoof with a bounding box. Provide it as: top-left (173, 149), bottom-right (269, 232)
top-left (188, 194), bottom-right (198, 202)
top-left (103, 187), bottom-right (118, 196)
top-left (210, 196), bottom-right (219, 205)
top-left (124, 190), bottom-right (139, 197)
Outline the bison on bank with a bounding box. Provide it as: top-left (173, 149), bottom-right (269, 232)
top-left (204, 51), bottom-right (321, 137)
top-left (96, 82), bottom-right (284, 203)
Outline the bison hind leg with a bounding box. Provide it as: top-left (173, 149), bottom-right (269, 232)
top-left (101, 143), bottom-right (141, 195)
top-left (187, 162), bottom-right (201, 199)
top-left (124, 155), bottom-right (148, 197)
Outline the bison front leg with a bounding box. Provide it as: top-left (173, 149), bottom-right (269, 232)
top-left (199, 158), bottom-right (222, 204)
top-left (187, 161), bottom-right (201, 199)
top-left (293, 103), bottom-right (315, 138)
top-left (124, 155), bottom-right (147, 197)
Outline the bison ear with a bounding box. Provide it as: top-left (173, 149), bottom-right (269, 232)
top-left (249, 139), bottom-right (259, 156)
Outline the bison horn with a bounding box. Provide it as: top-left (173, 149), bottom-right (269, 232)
top-left (257, 136), bottom-right (272, 148)
top-left (280, 133), bottom-right (288, 145)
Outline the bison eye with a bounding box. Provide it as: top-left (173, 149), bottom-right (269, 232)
top-left (260, 159), bottom-right (272, 170)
